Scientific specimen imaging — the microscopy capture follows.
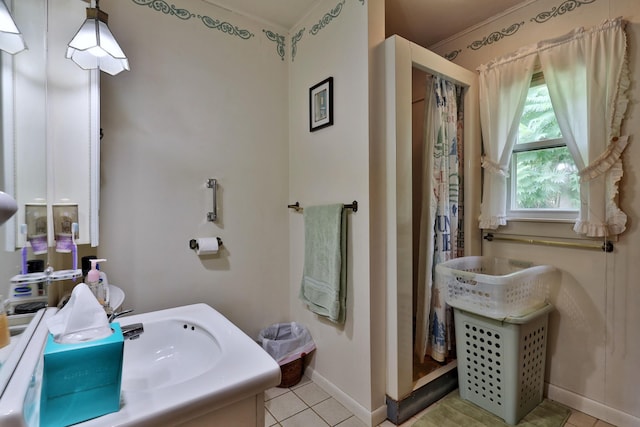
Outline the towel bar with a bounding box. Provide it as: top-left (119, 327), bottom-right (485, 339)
top-left (484, 233), bottom-right (613, 252)
top-left (288, 201), bottom-right (358, 213)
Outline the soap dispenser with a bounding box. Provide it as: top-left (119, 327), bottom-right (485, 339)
top-left (87, 258), bottom-right (108, 310)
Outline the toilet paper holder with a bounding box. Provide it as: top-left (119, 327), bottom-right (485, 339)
top-left (189, 238), bottom-right (223, 251)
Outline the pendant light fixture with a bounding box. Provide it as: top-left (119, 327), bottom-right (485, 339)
top-left (0, 0), bottom-right (26, 55)
top-left (66, 0), bottom-right (129, 76)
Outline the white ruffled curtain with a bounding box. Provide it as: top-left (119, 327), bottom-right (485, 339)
top-left (538, 18), bottom-right (629, 236)
top-left (477, 54), bottom-right (536, 229)
top-left (478, 18), bottom-right (630, 236)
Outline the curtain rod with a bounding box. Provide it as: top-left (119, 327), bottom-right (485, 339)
top-left (483, 233), bottom-right (613, 252)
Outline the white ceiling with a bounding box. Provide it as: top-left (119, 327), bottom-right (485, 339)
top-left (206, 0), bottom-right (528, 47)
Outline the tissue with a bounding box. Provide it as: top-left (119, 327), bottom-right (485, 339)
top-left (46, 283), bottom-right (112, 343)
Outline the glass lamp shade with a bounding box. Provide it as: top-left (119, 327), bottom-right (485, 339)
top-left (0, 191), bottom-right (17, 226)
top-left (0, 0), bottom-right (26, 55)
top-left (66, 8), bottom-right (129, 76)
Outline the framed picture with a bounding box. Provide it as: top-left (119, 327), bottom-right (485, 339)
top-left (309, 77), bottom-right (333, 132)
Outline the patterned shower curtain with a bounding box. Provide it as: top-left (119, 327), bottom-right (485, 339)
top-left (414, 75), bottom-right (463, 363)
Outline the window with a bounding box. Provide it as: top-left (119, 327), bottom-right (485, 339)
top-left (507, 73), bottom-right (579, 221)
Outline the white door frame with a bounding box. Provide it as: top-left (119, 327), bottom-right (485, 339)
top-left (384, 35), bottom-right (482, 401)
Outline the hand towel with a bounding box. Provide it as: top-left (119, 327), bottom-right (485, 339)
top-left (299, 204), bottom-right (347, 324)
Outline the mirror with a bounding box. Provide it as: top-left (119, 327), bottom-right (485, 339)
top-left (2, 0), bottom-right (99, 252)
top-left (1, 0), bottom-right (100, 379)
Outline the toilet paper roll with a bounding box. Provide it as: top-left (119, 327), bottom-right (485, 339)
top-left (195, 237), bottom-right (219, 255)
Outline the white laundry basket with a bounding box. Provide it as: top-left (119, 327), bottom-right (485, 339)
top-left (436, 256), bottom-right (557, 319)
top-left (454, 303), bottom-right (552, 425)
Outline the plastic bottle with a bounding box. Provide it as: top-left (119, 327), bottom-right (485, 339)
top-left (87, 259), bottom-right (108, 309)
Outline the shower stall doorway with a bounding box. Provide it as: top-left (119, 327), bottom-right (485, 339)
top-left (382, 35), bottom-right (481, 424)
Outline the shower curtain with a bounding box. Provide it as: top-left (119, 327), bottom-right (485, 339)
top-left (414, 75), bottom-right (463, 364)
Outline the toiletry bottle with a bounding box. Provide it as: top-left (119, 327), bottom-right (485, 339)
top-left (0, 296), bottom-right (10, 349)
top-left (98, 265), bottom-right (111, 316)
top-left (81, 255), bottom-right (97, 283)
top-left (87, 259), bottom-right (108, 309)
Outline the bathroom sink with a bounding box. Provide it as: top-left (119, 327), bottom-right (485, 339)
top-left (0, 304), bottom-right (281, 427)
top-left (82, 303), bottom-right (281, 425)
top-left (121, 317), bottom-right (223, 391)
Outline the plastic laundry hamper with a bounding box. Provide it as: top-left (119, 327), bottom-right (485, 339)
top-left (453, 303), bottom-right (553, 425)
top-left (436, 256), bottom-right (557, 319)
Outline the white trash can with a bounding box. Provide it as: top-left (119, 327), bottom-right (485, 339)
top-left (257, 322), bottom-right (316, 387)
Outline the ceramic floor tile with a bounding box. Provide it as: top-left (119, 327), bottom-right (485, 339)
top-left (336, 415), bottom-right (368, 426)
top-left (291, 375), bottom-right (312, 390)
top-left (567, 410), bottom-right (598, 427)
top-left (280, 408), bottom-right (330, 427)
top-left (265, 380), bottom-right (613, 427)
top-left (265, 386), bottom-right (289, 401)
top-left (313, 397), bottom-right (353, 426)
top-left (293, 382), bottom-right (331, 406)
top-left (265, 409), bottom-right (278, 427)
top-left (265, 391), bottom-right (308, 421)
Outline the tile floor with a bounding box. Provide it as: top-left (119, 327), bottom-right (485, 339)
top-left (264, 375), bottom-right (618, 427)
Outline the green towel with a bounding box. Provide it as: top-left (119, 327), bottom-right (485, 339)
top-left (299, 204), bottom-right (347, 324)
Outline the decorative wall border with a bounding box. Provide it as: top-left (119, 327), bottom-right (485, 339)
top-left (467, 21), bottom-right (524, 50)
top-left (531, 0), bottom-right (596, 23)
top-left (201, 16), bottom-right (254, 39)
top-left (437, 0), bottom-right (597, 61)
top-left (132, 0), bottom-right (368, 61)
top-left (292, 0), bottom-right (365, 60)
top-left (309, 0), bottom-right (346, 36)
top-left (291, 28), bottom-right (305, 62)
top-left (131, 0), bottom-right (254, 40)
top-left (444, 49), bottom-right (462, 61)
top-left (264, 30), bottom-right (286, 61)
top-left (132, 0), bottom-right (194, 20)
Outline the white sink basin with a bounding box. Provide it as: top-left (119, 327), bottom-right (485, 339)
top-left (0, 304), bottom-right (281, 427)
top-left (121, 318), bottom-right (222, 391)
top-left (90, 303), bottom-right (281, 425)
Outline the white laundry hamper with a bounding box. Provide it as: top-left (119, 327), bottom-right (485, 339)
top-left (453, 303), bottom-right (553, 425)
top-left (436, 256), bottom-right (556, 318)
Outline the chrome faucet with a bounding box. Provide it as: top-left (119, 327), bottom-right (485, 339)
top-left (109, 309), bottom-right (144, 340)
top-left (109, 308), bottom-right (134, 323)
top-left (121, 323), bottom-right (144, 340)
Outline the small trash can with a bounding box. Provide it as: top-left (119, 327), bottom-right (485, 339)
top-left (257, 322), bottom-right (316, 388)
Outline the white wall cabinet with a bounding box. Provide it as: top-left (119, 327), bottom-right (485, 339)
top-left (2, 0), bottom-right (100, 251)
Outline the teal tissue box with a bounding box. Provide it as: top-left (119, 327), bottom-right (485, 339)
top-left (40, 323), bottom-right (124, 427)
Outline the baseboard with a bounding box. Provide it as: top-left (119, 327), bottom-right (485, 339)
top-left (305, 367), bottom-right (388, 427)
top-left (545, 383), bottom-right (640, 427)
top-left (386, 367), bottom-right (458, 425)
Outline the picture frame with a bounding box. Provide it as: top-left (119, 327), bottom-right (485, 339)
top-left (309, 77), bottom-right (333, 132)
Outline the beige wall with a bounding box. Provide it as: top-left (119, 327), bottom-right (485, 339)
top-left (288, 0), bottom-right (385, 423)
top-left (98, 1), bottom-right (290, 337)
top-left (100, 1), bottom-right (387, 424)
top-left (430, 1), bottom-right (640, 424)
top-left (10, 0), bottom-right (634, 425)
